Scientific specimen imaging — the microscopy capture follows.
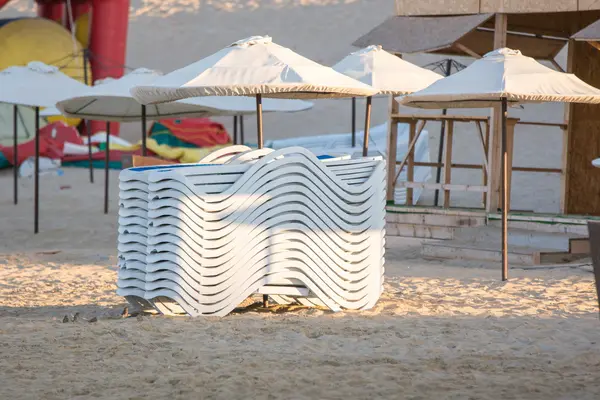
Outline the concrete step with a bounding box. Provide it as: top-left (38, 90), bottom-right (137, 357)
top-left (386, 222), bottom-right (455, 239)
top-left (421, 240), bottom-right (586, 266)
top-left (487, 219), bottom-right (589, 236)
top-left (386, 212), bottom-right (486, 228)
top-left (453, 226), bottom-right (588, 253)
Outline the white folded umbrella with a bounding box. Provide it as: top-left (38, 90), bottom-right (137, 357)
top-left (333, 45), bottom-right (443, 95)
top-left (332, 45), bottom-right (443, 152)
top-left (399, 48), bottom-right (600, 281)
top-left (0, 61), bottom-right (89, 233)
top-left (130, 36), bottom-right (377, 149)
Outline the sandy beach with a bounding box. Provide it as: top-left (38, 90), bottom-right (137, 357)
top-left (1, 168), bottom-right (599, 399)
top-left (1, 0), bottom-right (600, 398)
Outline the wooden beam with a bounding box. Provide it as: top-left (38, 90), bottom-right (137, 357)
top-left (587, 41), bottom-right (600, 51)
top-left (386, 95), bottom-right (399, 202)
top-left (475, 121), bottom-right (489, 175)
top-left (395, 182), bottom-right (488, 193)
top-left (393, 120), bottom-right (426, 185)
top-left (516, 120), bottom-right (568, 129)
top-left (443, 121), bottom-right (454, 208)
top-left (453, 43), bottom-right (482, 59)
top-left (391, 114), bottom-right (488, 123)
top-left (482, 120), bottom-right (490, 208)
top-left (407, 121), bottom-right (416, 205)
top-left (550, 59), bottom-right (565, 73)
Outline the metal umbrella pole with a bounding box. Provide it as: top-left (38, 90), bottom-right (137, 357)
top-left (362, 96), bottom-right (372, 157)
top-left (83, 49), bottom-right (94, 183)
top-left (34, 107), bottom-right (40, 234)
top-left (141, 105), bottom-right (147, 156)
top-left (351, 97), bottom-right (356, 147)
top-left (104, 122), bottom-right (111, 214)
top-left (240, 115), bottom-right (245, 144)
top-left (233, 115), bottom-right (238, 144)
top-left (13, 105), bottom-right (18, 205)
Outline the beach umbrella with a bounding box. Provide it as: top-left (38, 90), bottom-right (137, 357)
top-left (399, 48), bottom-right (600, 280)
top-left (332, 45), bottom-right (442, 154)
top-left (0, 61), bottom-right (89, 233)
top-left (57, 68), bottom-right (314, 213)
top-left (130, 36), bottom-right (376, 150)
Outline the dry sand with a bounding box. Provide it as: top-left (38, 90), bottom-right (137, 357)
top-left (1, 168), bottom-right (600, 399)
top-left (1, 1), bottom-right (600, 398)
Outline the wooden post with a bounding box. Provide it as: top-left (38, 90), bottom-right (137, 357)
top-left (406, 121), bottom-right (416, 205)
top-left (256, 94), bottom-right (263, 148)
top-left (501, 99), bottom-right (509, 281)
top-left (487, 13), bottom-right (508, 212)
top-left (443, 121), bottom-right (454, 208)
top-left (386, 96), bottom-right (399, 202)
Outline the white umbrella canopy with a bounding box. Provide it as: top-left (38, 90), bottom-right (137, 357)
top-left (0, 62), bottom-right (89, 108)
top-left (332, 45), bottom-right (443, 95)
top-left (56, 68), bottom-right (220, 122)
top-left (56, 68), bottom-right (313, 121)
top-left (130, 35), bottom-right (377, 104)
top-left (398, 48), bottom-right (600, 282)
top-left (0, 61), bottom-right (90, 234)
top-left (398, 48), bottom-right (600, 108)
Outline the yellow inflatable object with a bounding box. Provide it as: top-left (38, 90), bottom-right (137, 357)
top-left (74, 13), bottom-right (90, 48)
top-left (0, 18), bottom-right (91, 127)
top-left (109, 139), bottom-right (229, 164)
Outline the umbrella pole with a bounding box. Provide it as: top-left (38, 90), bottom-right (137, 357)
top-left (83, 48), bottom-right (93, 184)
top-left (141, 105), bottom-right (147, 156)
top-left (240, 115), bottom-right (245, 145)
top-left (233, 115), bottom-right (238, 144)
top-left (34, 107), bottom-right (40, 234)
top-left (13, 105), bottom-right (18, 205)
top-left (501, 98), bottom-right (509, 281)
top-left (362, 96), bottom-right (372, 157)
top-left (104, 122), bottom-right (110, 214)
top-left (256, 94), bottom-right (263, 149)
top-left (352, 97), bottom-right (356, 147)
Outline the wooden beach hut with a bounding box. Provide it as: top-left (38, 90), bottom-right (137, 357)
top-left (354, 2), bottom-right (600, 266)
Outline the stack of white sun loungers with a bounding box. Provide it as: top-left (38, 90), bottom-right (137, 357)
top-left (117, 146), bottom-right (386, 317)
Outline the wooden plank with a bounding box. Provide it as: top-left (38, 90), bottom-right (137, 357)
top-left (396, 181), bottom-right (488, 193)
top-left (411, 162), bottom-right (484, 170)
top-left (453, 42), bottom-right (482, 58)
top-left (512, 166), bottom-right (562, 173)
top-left (386, 205), bottom-right (487, 219)
top-left (443, 121), bottom-right (454, 207)
top-left (386, 95), bottom-right (399, 202)
top-left (393, 121), bottom-right (425, 185)
top-left (550, 59), bottom-right (565, 72)
top-left (587, 41), bottom-right (600, 51)
top-left (482, 120), bottom-right (490, 208)
top-left (475, 121), bottom-right (489, 175)
top-left (516, 120), bottom-right (568, 129)
top-left (564, 37), bottom-right (600, 215)
top-left (391, 114), bottom-right (488, 123)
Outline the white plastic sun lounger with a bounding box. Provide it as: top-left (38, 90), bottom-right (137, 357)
top-left (116, 146), bottom-right (386, 316)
